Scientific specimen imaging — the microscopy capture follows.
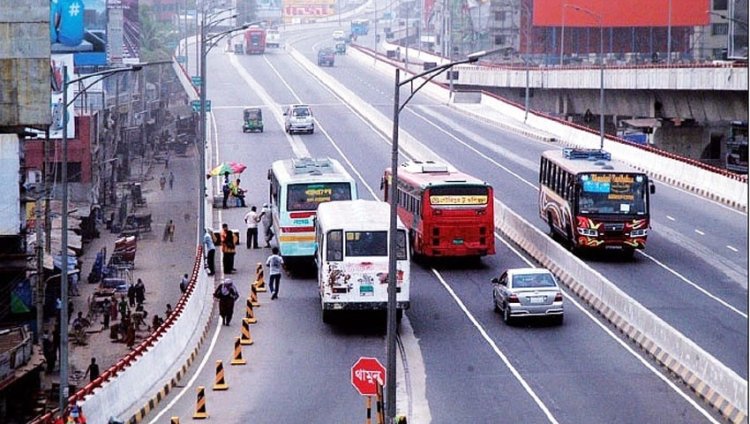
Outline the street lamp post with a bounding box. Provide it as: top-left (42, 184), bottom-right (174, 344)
top-left (58, 64), bottom-right (141, 416)
top-left (198, 17), bottom-right (254, 238)
top-left (565, 4), bottom-right (605, 150)
top-left (386, 48), bottom-right (500, 423)
top-left (667, 0), bottom-right (672, 65)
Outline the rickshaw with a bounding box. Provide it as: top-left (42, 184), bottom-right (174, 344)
top-left (335, 41), bottom-right (346, 55)
top-left (242, 107), bottom-right (264, 133)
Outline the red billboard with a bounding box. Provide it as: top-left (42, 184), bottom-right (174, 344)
top-left (533, 0), bottom-right (710, 27)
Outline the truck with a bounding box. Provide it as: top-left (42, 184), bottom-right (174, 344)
top-left (266, 28), bottom-right (280, 48)
top-left (244, 27), bottom-right (266, 54)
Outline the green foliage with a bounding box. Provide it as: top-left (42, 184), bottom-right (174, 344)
top-left (139, 4), bottom-right (178, 62)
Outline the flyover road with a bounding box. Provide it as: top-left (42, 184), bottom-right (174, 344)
top-left (145, 27), bottom-right (727, 423)
top-left (292, 27), bottom-right (749, 377)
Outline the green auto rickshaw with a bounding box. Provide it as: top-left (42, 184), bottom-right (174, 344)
top-left (242, 107), bottom-right (264, 133)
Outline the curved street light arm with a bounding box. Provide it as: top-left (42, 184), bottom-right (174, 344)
top-left (65, 66), bottom-right (143, 108)
top-left (204, 23), bottom-right (255, 54)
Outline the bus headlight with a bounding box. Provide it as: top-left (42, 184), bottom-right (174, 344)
top-left (630, 229), bottom-right (648, 237)
top-left (577, 228), bottom-right (598, 237)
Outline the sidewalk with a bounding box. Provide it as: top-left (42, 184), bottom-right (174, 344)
top-left (41, 147), bottom-right (200, 406)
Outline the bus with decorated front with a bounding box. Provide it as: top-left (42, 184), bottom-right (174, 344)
top-left (539, 148), bottom-right (655, 256)
top-left (381, 160), bottom-right (495, 259)
top-left (268, 157), bottom-right (357, 258)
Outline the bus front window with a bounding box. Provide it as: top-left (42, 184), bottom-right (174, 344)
top-left (578, 173), bottom-right (648, 216)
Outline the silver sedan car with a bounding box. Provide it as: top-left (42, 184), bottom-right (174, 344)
top-left (491, 268), bottom-right (564, 325)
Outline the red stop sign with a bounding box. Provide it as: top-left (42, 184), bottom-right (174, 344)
top-left (351, 357), bottom-right (386, 396)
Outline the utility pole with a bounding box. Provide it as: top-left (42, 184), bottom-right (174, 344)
top-left (44, 129), bottom-right (51, 253)
top-left (34, 197), bottom-right (44, 344)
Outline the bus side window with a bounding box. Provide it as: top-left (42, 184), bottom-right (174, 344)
top-left (326, 230), bottom-right (343, 261)
top-left (540, 158), bottom-right (547, 184)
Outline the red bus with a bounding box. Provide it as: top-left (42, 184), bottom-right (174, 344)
top-left (382, 160), bottom-right (495, 259)
top-left (539, 148), bottom-right (655, 257)
top-left (244, 27), bottom-right (266, 54)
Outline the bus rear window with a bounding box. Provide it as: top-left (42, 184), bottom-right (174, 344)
top-left (287, 183), bottom-right (353, 211)
top-left (428, 185), bottom-right (489, 206)
top-left (345, 230), bottom-right (407, 259)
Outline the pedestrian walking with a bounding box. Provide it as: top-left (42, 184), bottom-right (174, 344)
top-left (168, 171), bottom-right (174, 190)
top-left (213, 278), bottom-right (240, 325)
top-left (243, 206), bottom-right (260, 249)
top-left (179, 273), bottom-right (189, 293)
top-left (220, 223), bottom-right (237, 274)
top-left (260, 203), bottom-right (274, 248)
top-left (134, 278), bottom-right (146, 305)
top-left (109, 295), bottom-right (118, 323)
top-left (165, 303), bottom-right (173, 317)
top-left (42, 331), bottom-right (56, 373)
top-left (265, 247), bottom-right (284, 300)
top-left (69, 271), bottom-right (80, 296)
top-left (83, 357), bottom-right (100, 383)
top-left (159, 174), bottom-right (166, 190)
top-left (127, 283), bottom-right (136, 308)
top-left (101, 297), bottom-right (111, 329)
top-left (118, 295), bottom-right (128, 320)
top-left (163, 219), bottom-right (175, 242)
top-left (203, 228), bottom-right (216, 275)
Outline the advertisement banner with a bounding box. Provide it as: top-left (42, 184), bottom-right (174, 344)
top-left (533, 0), bottom-right (709, 27)
top-left (50, 54), bottom-right (76, 139)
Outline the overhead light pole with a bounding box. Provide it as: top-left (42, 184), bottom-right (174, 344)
top-left (565, 4), bottom-right (605, 149)
top-left (386, 47), bottom-right (501, 423)
top-left (58, 64), bottom-right (141, 416)
top-left (198, 15), bottom-right (256, 238)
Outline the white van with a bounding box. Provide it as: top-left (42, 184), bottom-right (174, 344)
top-left (315, 200), bottom-right (410, 323)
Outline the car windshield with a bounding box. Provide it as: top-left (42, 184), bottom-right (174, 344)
top-left (511, 273), bottom-right (556, 289)
top-left (293, 108), bottom-right (310, 117)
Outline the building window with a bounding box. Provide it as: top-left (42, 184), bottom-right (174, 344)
top-left (713, 0), bottom-right (728, 11)
top-left (712, 23), bottom-right (729, 35)
top-left (494, 35), bottom-right (507, 45)
top-left (495, 11), bottom-right (505, 22)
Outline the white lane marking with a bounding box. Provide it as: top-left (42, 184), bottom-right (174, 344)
top-left (488, 233), bottom-right (719, 424)
top-left (228, 53), bottom-right (311, 158)
top-left (727, 245), bottom-right (738, 252)
top-left (695, 229), bottom-right (705, 236)
top-left (431, 269), bottom-right (561, 424)
top-left (147, 320), bottom-right (224, 423)
top-left (666, 215), bottom-right (675, 221)
top-left (638, 250), bottom-right (747, 318)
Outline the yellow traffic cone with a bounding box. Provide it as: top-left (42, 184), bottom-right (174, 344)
top-left (193, 386), bottom-right (208, 419)
top-left (245, 298), bottom-right (257, 324)
top-left (213, 360), bottom-right (229, 390)
top-left (231, 336), bottom-right (247, 365)
top-left (240, 318), bottom-right (254, 345)
top-left (254, 263), bottom-right (267, 292)
top-left (250, 285), bottom-right (260, 307)
top-left (171, 417), bottom-right (180, 424)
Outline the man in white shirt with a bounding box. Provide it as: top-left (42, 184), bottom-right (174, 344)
top-left (260, 203), bottom-right (274, 248)
top-left (265, 247), bottom-right (284, 300)
top-left (243, 206), bottom-right (260, 249)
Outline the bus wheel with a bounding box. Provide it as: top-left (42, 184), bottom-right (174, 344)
top-left (396, 309), bottom-right (403, 324)
top-left (547, 212), bottom-right (556, 239)
top-left (566, 225), bottom-right (577, 254)
top-left (502, 305), bottom-right (513, 325)
top-left (322, 309), bottom-right (332, 324)
top-left (622, 248), bottom-right (635, 260)
top-left (409, 233), bottom-right (420, 262)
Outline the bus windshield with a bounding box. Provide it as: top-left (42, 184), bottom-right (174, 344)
top-left (287, 183), bottom-right (353, 211)
top-left (428, 186), bottom-right (489, 206)
top-left (577, 173), bottom-right (648, 215)
top-left (345, 230), bottom-right (407, 259)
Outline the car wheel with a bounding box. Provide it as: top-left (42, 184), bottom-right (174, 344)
top-left (310, 127), bottom-right (314, 134)
top-left (552, 315), bottom-right (564, 326)
top-left (260, 127), bottom-right (264, 133)
top-left (322, 309), bottom-right (332, 324)
top-left (502, 304), bottom-right (512, 325)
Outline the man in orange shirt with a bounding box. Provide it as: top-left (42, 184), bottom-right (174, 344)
top-left (220, 223), bottom-right (237, 274)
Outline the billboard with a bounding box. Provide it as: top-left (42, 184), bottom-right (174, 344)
top-left (107, 0), bottom-right (139, 64)
top-left (49, 54), bottom-right (76, 139)
top-left (533, 0), bottom-right (710, 27)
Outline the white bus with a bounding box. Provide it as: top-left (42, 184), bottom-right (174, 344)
top-left (268, 157), bottom-right (358, 258)
top-left (315, 200), bottom-right (410, 323)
